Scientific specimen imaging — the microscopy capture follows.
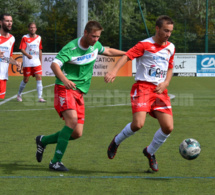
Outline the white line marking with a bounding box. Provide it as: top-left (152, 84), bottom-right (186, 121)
top-left (86, 103), bottom-right (131, 108)
top-left (0, 108), bottom-right (55, 112)
top-left (0, 84), bottom-right (54, 106)
top-left (0, 104), bottom-right (131, 112)
top-left (0, 87), bottom-right (175, 111)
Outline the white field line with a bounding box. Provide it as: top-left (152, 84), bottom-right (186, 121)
top-left (0, 84), bottom-right (54, 106)
top-left (0, 104), bottom-right (131, 112)
top-left (0, 86), bottom-right (175, 111)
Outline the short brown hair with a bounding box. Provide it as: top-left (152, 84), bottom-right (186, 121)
top-left (84, 21), bottom-right (103, 33)
top-left (156, 15), bottom-right (174, 28)
top-left (0, 13), bottom-right (12, 21)
top-left (28, 22), bottom-right (36, 28)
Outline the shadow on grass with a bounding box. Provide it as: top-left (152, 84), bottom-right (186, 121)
top-left (0, 161), bottom-right (162, 178)
top-left (63, 167), bottom-right (158, 176)
top-left (0, 161), bottom-right (47, 174)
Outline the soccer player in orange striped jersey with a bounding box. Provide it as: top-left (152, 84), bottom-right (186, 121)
top-left (17, 22), bottom-right (46, 102)
top-left (0, 13), bottom-right (21, 99)
top-left (105, 15), bottom-right (175, 172)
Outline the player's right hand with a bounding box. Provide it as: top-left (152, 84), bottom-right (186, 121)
top-left (28, 55), bottom-right (33, 59)
top-left (63, 79), bottom-right (76, 89)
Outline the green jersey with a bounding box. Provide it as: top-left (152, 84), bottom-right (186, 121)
top-left (55, 37), bottom-right (104, 93)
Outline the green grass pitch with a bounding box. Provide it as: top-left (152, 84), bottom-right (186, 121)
top-left (0, 76), bottom-right (214, 195)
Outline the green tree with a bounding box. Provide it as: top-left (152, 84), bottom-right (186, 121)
top-left (1, 0), bottom-right (215, 53)
top-left (39, 0), bottom-right (77, 52)
top-left (0, 0), bottom-right (42, 51)
top-left (88, 0), bottom-right (151, 50)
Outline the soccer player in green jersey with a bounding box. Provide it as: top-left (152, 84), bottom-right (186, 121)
top-left (35, 21), bottom-right (126, 171)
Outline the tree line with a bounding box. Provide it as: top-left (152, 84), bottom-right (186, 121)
top-left (1, 0), bottom-right (215, 53)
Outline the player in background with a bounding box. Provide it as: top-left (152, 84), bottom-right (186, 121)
top-left (35, 21), bottom-right (126, 171)
top-left (17, 22), bottom-right (46, 102)
top-left (105, 15), bottom-right (175, 172)
top-left (0, 13), bottom-right (21, 99)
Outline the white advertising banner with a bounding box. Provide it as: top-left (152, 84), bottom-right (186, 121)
top-left (196, 55), bottom-right (215, 77)
top-left (132, 54), bottom-right (197, 77)
top-left (41, 54), bottom-right (132, 77)
top-left (42, 54), bottom-right (56, 76)
top-left (12, 53), bottom-right (214, 77)
top-left (173, 54), bottom-right (197, 76)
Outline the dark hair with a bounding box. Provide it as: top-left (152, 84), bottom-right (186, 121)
top-left (28, 22), bottom-right (36, 28)
top-left (156, 15), bottom-right (174, 28)
top-left (0, 13), bottom-right (12, 21)
top-left (84, 21), bottom-right (103, 33)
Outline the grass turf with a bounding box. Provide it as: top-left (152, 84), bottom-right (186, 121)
top-left (0, 76), bottom-right (214, 195)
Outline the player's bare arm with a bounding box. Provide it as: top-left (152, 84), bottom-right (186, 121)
top-left (102, 47), bottom-right (126, 56)
top-left (39, 49), bottom-right (42, 65)
top-left (20, 49), bottom-right (32, 59)
top-left (104, 55), bottom-right (130, 83)
top-left (154, 68), bottom-right (173, 94)
top-left (9, 57), bottom-right (21, 71)
top-left (51, 62), bottom-right (76, 89)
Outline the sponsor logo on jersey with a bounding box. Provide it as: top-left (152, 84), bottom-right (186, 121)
top-left (77, 53), bottom-right (94, 62)
top-left (71, 47), bottom-right (77, 51)
top-left (90, 46), bottom-right (94, 52)
top-left (0, 46), bottom-right (9, 50)
top-left (0, 56), bottom-right (10, 63)
top-left (149, 65), bottom-right (167, 78)
top-left (153, 55), bottom-right (166, 61)
top-left (29, 44), bottom-right (38, 48)
top-left (137, 102), bottom-right (147, 108)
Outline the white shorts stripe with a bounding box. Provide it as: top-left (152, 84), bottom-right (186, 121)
top-left (154, 106), bottom-right (172, 110)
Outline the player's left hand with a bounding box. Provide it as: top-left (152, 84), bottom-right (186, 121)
top-left (154, 82), bottom-right (168, 94)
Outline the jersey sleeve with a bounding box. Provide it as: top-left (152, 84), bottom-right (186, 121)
top-left (19, 37), bottom-right (27, 50)
top-left (55, 42), bottom-right (73, 64)
top-left (10, 42), bottom-right (15, 56)
top-left (168, 48), bottom-right (175, 69)
top-left (39, 37), bottom-right (43, 50)
top-left (125, 41), bottom-right (145, 60)
top-left (97, 41), bottom-right (105, 54)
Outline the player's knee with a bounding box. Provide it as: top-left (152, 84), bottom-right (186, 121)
top-left (24, 78), bottom-right (28, 83)
top-left (36, 76), bottom-right (42, 80)
top-left (72, 131), bottom-right (83, 139)
top-left (163, 125), bottom-right (174, 135)
top-left (131, 122), bottom-right (144, 131)
top-left (66, 118), bottom-right (78, 129)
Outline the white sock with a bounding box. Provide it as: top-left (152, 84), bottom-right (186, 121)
top-left (37, 80), bottom-right (43, 99)
top-left (115, 123), bottom-right (135, 145)
top-left (147, 128), bottom-right (170, 155)
top-left (18, 80), bottom-right (26, 95)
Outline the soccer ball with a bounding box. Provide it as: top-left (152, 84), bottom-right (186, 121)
top-left (179, 138), bottom-right (201, 160)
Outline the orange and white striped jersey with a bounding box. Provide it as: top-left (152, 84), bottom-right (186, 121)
top-left (19, 34), bottom-right (43, 67)
top-left (0, 33), bottom-right (15, 80)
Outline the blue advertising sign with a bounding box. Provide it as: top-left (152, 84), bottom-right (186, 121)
top-left (197, 55), bottom-right (215, 77)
